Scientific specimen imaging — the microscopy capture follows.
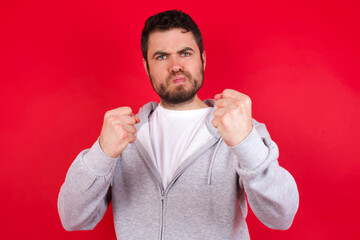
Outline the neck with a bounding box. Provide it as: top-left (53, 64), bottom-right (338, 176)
top-left (160, 95), bottom-right (208, 110)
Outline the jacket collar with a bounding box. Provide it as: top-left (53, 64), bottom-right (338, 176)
top-left (135, 100), bottom-right (221, 140)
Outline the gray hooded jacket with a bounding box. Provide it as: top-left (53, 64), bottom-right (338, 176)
top-left (58, 100), bottom-right (299, 239)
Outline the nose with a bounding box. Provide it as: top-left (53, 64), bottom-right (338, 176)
top-left (169, 56), bottom-right (183, 73)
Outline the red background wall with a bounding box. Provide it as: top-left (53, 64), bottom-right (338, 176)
top-left (1, 0), bottom-right (359, 239)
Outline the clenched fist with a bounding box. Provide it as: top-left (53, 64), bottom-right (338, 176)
top-left (99, 107), bottom-right (140, 158)
top-left (212, 89), bottom-right (253, 147)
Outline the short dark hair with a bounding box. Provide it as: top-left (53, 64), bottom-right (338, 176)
top-left (141, 10), bottom-right (204, 62)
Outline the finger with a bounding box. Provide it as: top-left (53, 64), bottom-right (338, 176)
top-left (214, 93), bottom-right (222, 101)
top-left (110, 115), bottom-right (136, 126)
top-left (213, 107), bottom-right (227, 117)
top-left (127, 133), bottom-right (136, 143)
top-left (111, 121), bottom-right (137, 135)
top-left (211, 116), bottom-right (225, 131)
top-left (106, 107), bottom-right (134, 118)
top-left (215, 98), bottom-right (237, 109)
top-left (114, 106), bottom-right (133, 115)
top-left (211, 117), bottom-right (219, 129)
top-left (221, 89), bottom-right (242, 99)
top-left (121, 124), bottom-right (137, 134)
top-left (132, 114), bottom-right (140, 123)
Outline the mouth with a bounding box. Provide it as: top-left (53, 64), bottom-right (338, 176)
top-left (172, 76), bottom-right (186, 84)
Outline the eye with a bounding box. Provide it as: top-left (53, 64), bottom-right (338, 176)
top-left (156, 55), bottom-right (167, 60)
top-left (182, 52), bottom-right (191, 57)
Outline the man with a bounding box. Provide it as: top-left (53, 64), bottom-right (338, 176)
top-left (58, 10), bottom-right (299, 240)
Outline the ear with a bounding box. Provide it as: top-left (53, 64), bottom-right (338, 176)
top-left (143, 58), bottom-right (149, 77)
top-left (202, 51), bottom-right (206, 71)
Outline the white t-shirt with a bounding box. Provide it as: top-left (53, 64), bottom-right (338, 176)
top-left (137, 104), bottom-right (213, 188)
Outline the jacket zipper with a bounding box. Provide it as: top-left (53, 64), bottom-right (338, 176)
top-left (134, 138), bottom-right (219, 239)
top-left (160, 189), bottom-right (165, 240)
top-left (158, 170), bottom-right (190, 240)
top-left (158, 148), bottom-right (217, 240)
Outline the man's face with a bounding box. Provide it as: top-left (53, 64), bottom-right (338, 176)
top-left (143, 28), bottom-right (206, 106)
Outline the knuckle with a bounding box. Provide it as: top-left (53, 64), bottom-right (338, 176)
top-left (121, 106), bottom-right (132, 113)
top-left (222, 89), bottom-right (230, 97)
top-left (223, 113), bottom-right (232, 124)
top-left (223, 88), bottom-right (231, 94)
top-left (113, 123), bottom-right (122, 131)
top-left (120, 130), bottom-right (128, 140)
top-left (108, 116), bottom-right (118, 124)
top-left (233, 100), bottom-right (242, 107)
top-left (223, 88), bottom-right (238, 97)
top-left (104, 110), bottom-right (112, 119)
top-left (219, 115), bottom-right (227, 124)
top-left (228, 108), bottom-right (236, 115)
top-left (241, 94), bottom-right (251, 104)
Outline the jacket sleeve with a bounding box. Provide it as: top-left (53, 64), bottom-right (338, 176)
top-left (57, 139), bottom-right (117, 231)
top-left (231, 120), bottom-right (299, 230)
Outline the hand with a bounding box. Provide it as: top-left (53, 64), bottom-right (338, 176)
top-left (212, 89), bottom-right (253, 146)
top-left (99, 107), bottom-right (140, 158)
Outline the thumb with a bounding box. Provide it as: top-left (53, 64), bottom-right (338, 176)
top-left (131, 113), bottom-right (140, 123)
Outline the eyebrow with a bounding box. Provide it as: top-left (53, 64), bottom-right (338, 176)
top-left (152, 47), bottom-right (195, 59)
top-left (178, 47), bottom-right (194, 53)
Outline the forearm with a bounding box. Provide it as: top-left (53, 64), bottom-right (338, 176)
top-left (232, 123), bottom-right (299, 229)
top-left (240, 156), bottom-right (299, 229)
top-left (57, 139), bottom-right (117, 231)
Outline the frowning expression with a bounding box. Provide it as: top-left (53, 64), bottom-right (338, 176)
top-left (144, 28), bottom-right (206, 106)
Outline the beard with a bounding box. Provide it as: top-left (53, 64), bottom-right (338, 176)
top-left (149, 67), bottom-right (204, 106)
